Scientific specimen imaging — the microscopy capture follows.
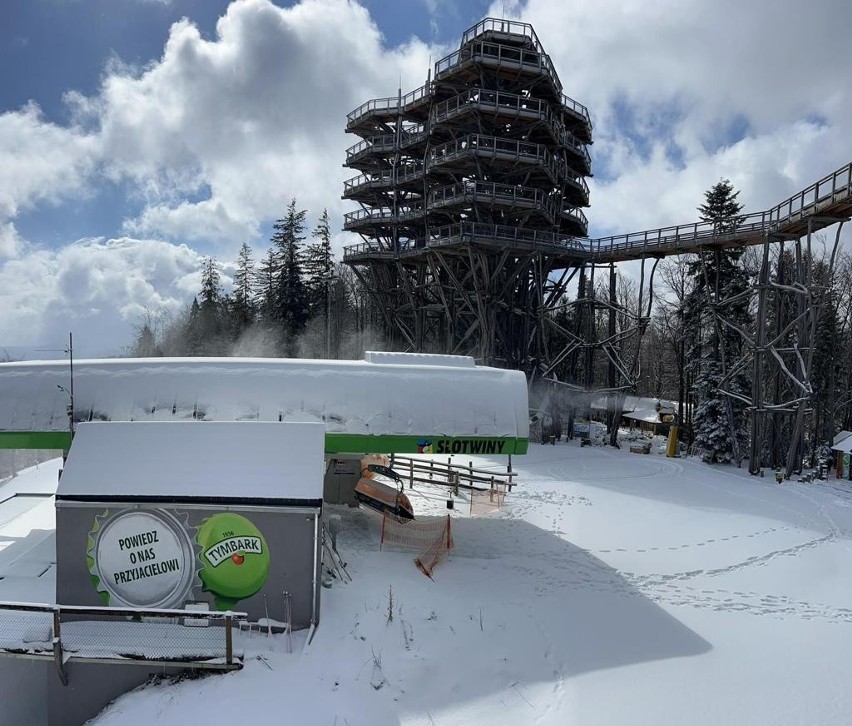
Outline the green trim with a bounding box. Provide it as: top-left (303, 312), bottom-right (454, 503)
top-left (0, 431), bottom-right (71, 449)
top-left (0, 430), bottom-right (528, 456)
top-left (324, 433), bottom-right (528, 455)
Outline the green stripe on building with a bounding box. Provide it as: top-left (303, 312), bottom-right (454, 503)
top-left (324, 433), bottom-right (528, 455)
top-left (0, 431), bottom-right (72, 449)
top-left (0, 430), bottom-right (528, 455)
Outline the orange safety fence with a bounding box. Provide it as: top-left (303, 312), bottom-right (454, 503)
top-left (381, 513), bottom-right (454, 579)
top-left (469, 481), bottom-right (507, 517)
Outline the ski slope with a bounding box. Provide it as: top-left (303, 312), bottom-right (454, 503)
top-left (6, 437), bottom-right (852, 725)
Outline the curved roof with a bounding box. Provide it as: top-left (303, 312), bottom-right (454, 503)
top-left (0, 353), bottom-right (529, 454)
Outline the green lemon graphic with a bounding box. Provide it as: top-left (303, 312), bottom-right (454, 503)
top-left (196, 513), bottom-right (270, 610)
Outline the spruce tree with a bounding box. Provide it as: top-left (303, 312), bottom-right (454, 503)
top-left (132, 323), bottom-right (159, 357)
top-left (271, 200), bottom-right (310, 355)
top-left (230, 242), bottom-right (257, 334)
top-left (303, 209), bottom-right (334, 319)
top-left (698, 178), bottom-right (743, 235)
top-left (185, 297), bottom-right (203, 355)
top-left (199, 257), bottom-right (224, 346)
top-left (684, 179), bottom-right (751, 463)
top-left (257, 247), bottom-right (279, 323)
top-left (810, 258), bottom-right (841, 463)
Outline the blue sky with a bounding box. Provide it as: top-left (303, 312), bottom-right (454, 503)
top-left (0, 0), bottom-right (850, 356)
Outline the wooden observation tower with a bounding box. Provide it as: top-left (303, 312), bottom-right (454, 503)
top-left (342, 18), bottom-right (592, 373)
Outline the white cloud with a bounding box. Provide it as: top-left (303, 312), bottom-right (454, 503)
top-left (0, 101), bottom-right (96, 231)
top-left (0, 222), bottom-right (24, 260)
top-left (0, 237), bottom-right (202, 353)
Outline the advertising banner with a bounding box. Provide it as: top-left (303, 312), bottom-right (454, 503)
top-left (87, 508), bottom-right (270, 611)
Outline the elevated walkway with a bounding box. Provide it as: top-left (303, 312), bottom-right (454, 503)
top-left (590, 161), bottom-right (852, 262)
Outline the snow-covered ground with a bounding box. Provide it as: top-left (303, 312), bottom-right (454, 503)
top-left (5, 440), bottom-right (852, 725)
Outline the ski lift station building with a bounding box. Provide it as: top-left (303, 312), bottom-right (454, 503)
top-left (0, 352), bottom-right (529, 455)
top-left (0, 353), bottom-right (528, 725)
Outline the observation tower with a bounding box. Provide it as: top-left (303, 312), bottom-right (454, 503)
top-left (343, 18), bottom-right (592, 372)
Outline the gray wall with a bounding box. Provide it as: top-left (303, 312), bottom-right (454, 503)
top-left (323, 455), bottom-right (361, 505)
top-left (48, 661), bottom-right (186, 726)
top-left (0, 657), bottom-right (48, 726)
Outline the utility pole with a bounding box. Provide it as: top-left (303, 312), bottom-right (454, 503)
top-left (68, 331), bottom-right (74, 440)
top-left (38, 332), bottom-right (74, 444)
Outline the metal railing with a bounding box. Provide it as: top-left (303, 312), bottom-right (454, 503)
top-left (561, 93), bottom-right (592, 128)
top-left (345, 137), bottom-right (589, 200)
top-left (429, 180), bottom-right (587, 229)
top-left (458, 18), bottom-right (591, 128)
top-left (427, 222), bottom-right (588, 253)
top-left (343, 181), bottom-right (588, 233)
top-left (435, 41), bottom-right (562, 97)
top-left (432, 134), bottom-right (589, 198)
top-left (769, 160), bottom-right (852, 224)
top-left (344, 135), bottom-right (398, 164)
top-left (0, 601), bottom-right (247, 681)
top-left (343, 207), bottom-right (398, 229)
top-left (431, 89), bottom-right (591, 169)
top-left (460, 17), bottom-right (541, 52)
top-left (347, 89), bottom-right (592, 174)
top-left (343, 162), bottom-right (426, 197)
top-left (345, 129), bottom-right (429, 166)
top-left (343, 241), bottom-right (403, 260)
top-left (346, 96), bottom-right (398, 125)
top-left (431, 134), bottom-right (551, 183)
top-left (433, 87), bottom-right (542, 123)
top-left (346, 83), bottom-right (433, 127)
top-left (562, 206), bottom-right (589, 231)
top-left (401, 83), bottom-right (432, 111)
top-left (587, 161), bottom-right (852, 259)
top-left (428, 180), bottom-right (541, 209)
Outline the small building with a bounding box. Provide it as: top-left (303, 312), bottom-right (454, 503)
top-left (622, 398), bottom-right (677, 436)
top-left (56, 420), bottom-right (325, 626)
top-left (832, 431), bottom-right (852, 480)
top-left (589, 395), bottom-right (678, 437)
top-left (47, 420), bottom-right (325, 725)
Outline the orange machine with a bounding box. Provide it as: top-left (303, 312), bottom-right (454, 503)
top-left (354, 476), bottom-right (414, 520)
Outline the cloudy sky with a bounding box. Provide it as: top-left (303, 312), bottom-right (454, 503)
top-left (1, 0), bottom-right (850, 357)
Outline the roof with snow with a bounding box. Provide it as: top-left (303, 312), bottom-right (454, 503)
top-left (57, 421), bottom-right (324, 504)
top-left (833, 430), bottom-right (852, 446)
top-left (0, 353), bottom-right (529, 454)
top-left (832, 431), bottom-right (852, 454)
top-left (590, 395), bottom-right (678, 425)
